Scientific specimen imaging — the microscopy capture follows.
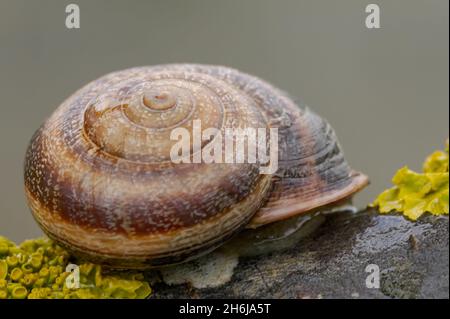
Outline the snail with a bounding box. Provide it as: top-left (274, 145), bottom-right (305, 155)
top-left (24, 64), bottom-right (369, 269)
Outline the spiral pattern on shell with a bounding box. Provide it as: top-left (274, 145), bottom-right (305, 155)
top-left (24, 64), bottom-right (368, 268)
top-left (82, 73), bottom-right (265, 163)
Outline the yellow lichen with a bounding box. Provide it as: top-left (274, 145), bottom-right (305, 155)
top-left (0, 236), bottom-right (151, 299)
top-left (372, 140), bottom-right (449, 220)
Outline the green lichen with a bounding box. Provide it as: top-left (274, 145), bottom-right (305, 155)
top-left (0, 236), bottom-right (151, 299)
top-left (372, 140), bottom-right (449, 220)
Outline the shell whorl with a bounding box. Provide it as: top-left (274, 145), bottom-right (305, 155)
top-left (82, 73), bottom-right (244, 163)
top-left (24, 64), bottom-right (368, 268)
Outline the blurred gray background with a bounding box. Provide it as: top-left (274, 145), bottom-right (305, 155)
top-left (0, 0), bottom-right (448, 242)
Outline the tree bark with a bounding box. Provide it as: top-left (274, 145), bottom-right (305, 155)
top-left (148, 209), bottom-right (449, 299)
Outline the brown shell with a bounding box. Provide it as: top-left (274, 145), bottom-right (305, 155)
top-left (24, 64), bottom-right (368, 268)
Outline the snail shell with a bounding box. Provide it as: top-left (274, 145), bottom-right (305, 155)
top-left (24, 64), bottom-right (368, 268)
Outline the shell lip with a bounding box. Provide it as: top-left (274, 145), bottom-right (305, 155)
top-left (247, 170), bottom-right (369, 228)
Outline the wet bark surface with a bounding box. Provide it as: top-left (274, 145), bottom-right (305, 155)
top-left (149, 209), bottom-right (449, 299)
